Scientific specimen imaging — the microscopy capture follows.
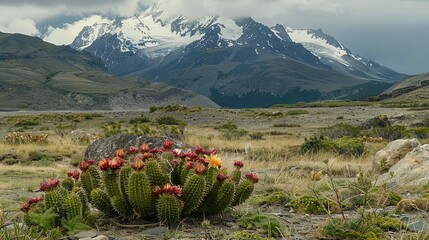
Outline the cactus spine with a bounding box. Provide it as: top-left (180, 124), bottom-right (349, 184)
top-left (128, 171), bottom-right (153, 217)
top-left (205, 167), bottom-right (218, 191)
top-left (145, 160), bottom-right (169, 187)
top-left (182, 174), bottom-right (206, 214)
top-left (180, 166), bottom-right (191, 185)
top-left (45, 188), bottom-right (66, 215)
top-left (75, 187), bottom-right (89, 215)
top-left (91, 188), bottom-right (113, 215)
top-left (157, 194), bottom-right (183, 226)
top-left (208, 180), bottom-right (235, 215)
top-left (65, 193), bottom-right (83, 220)
top-left (102, 172), bottom-right (121, 198)
top-left (61, 177), bottom-right (74, 191)
top-left (232, 179), bottom-right (254, 206)
top-left (112, 196), bottom-right (134, 218)
top-left (231, 169), bottom-right (241, 184)
top-left (171, 160), bottom-right (184, 185)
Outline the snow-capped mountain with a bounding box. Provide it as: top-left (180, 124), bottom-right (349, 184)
top-left (40, 3), bottom-right (405, 107)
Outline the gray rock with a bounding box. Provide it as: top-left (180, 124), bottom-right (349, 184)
top-left (360, 115), bottom-right (391, 130)
top-left (407, 220), bottom-right (428, 232)
top-left (73, 230), bottom-right (98, 239)
top-left (92, 235), bottom-right (109, 240)
top-left (79, 237), bottom-right (92, 240)
top-left (84, 134), bottom-right (190, 161)
top-left (142, 226), bottom-right (169, 236)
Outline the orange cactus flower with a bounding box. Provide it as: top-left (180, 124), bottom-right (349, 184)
top-left (207, 154), bottom-right (222, 168)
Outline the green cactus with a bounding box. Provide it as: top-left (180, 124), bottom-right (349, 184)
top-left (45, 188), bottom-right (66, 215)
top-left (199, 181), bottom-right (221, 213)
top-left (157, 194), bottom-right (183, 226)
top-left (128, 171), bottom-right (153, 217)
top-left (231, 169), bottom-right (241, 184)
top-left (91, 188), bottom-right (113, 215)
top-left (145, 160), bottom-right (169, 187)
top-left (62, 177), bottom-right (74, 191)
top-left (171, 160), bottom-right (184, 185)
top-left (180, 165), bottom-right (191, 185)
top-left (232, 179), bottom-right (254, 206)
top-left (112, 196), bottom-right (134, 218)
top-left (74, 187), bottom-right (89, 215)
top-left (119, 165), bottom-right (132, 202)
top-left (102, 171), bottom-right (121, 198)
top-left (205, 167), bottom-right (218, 191)
top-left (208, 180), bottom-right (235, 215)
top-left (65, 193), bottom-right (83, 220)
top-left (81, 166), bottom-right (101, 200)
top-left (182, 173), bottom-right (206, 214)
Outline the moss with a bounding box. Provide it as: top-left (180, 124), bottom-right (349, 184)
top-left (251, 191), bottom-right (290, 206)
top-left (289, 194), bottom-right (338, 214)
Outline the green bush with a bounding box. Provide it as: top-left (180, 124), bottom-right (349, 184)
top-left (149, 106), bottom-right (158, 113)
top-left (289, 194), bottom-right (336, 214)
top-left (300, 136), bottom-right (365, 156)
top-left (286, 110), bottom-right (308, 115)
top-left (272, 123), bottom-right (301, 128)
top-left (249, 132), bottom-right (264, 140)
top-left (320, 124), bottom-right (361, 139)
top-left (363, 125), bottom-right (406, 141)
top-left (156, 116), bottom-right (184, 126)
top-left (15, 120), bottom-right (39, 127)
top-left (238, 213), bottom-right (284, 238)
top-left (129, 113), bottom-right (150, 124)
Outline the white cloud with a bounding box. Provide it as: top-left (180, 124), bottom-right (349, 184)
top-left (0, 18), bottom-right (38, 35)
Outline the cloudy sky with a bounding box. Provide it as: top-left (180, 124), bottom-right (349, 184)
top-left (0, 0), bottom-right (428, 74)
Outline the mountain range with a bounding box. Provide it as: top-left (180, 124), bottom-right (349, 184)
top-left (23, 4), bottom-right (410, 108)
top-left (0, 32), bottom-right (217, 110)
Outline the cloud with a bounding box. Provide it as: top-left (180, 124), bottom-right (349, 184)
top-left (0, 18), bottom-right (38, 35)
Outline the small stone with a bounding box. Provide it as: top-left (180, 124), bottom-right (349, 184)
top-left (142, 226), bottom-right (169, 236)
top-left (92, 235), bottom-right (109, 240)
top-left (74, 230), bottom-right (98, 239)
top-left (408, 220), bottom-right (428, 232)
top-left (79, 238), bottom-right (92, 240)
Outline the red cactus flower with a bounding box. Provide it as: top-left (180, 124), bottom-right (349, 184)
top-left (185, 161), bottom-right (194, 169)
top-left (163, 140), bottom-right (173, 150)
top-left (186, 151), bottom-right (198, 160)
top-left (216, 172), bottom-right (228, 182)
top-left (197, 157), bottom-right (207, 164)
top-left (142, 152), bottom-right (153, 159)
top-left (141, 143), bottom-right (150, 153)
top-left (98, 158), bottom-right (110, 171)
top-left (114, 148), bottom-right (125, 158)
top-left (150, 148), bottom-right (161, 154)
top-left (210, 148), bottom-right (218, 155)
top-left (129, 146), bottom-right (139, 154)
top-left (87, 159), bottom-right (95, 165)
top-left (172, 185), bottom-right (182, 197)
top-left (194, 163), bottom-right (207, 174)
top-left (131, 157), bottom-right (145, 171)
top-left (245, 171), bottom-right (259, 183)
top-left (79, 161), bottom-right (89, 171)
top-left (172, 149), bottom-right (182, 157)
top-left (109, 157), bottom-right (122, 170)
top-left (195, 145), bottom-right (204, 154)
top-left (40, 178), bottom-right (60, 191)
top-left (153, 186), bottom-right (162, 197)
top-left (234, 160), bottom-right (244, 169)
top-left (67, 169), bottom-right (80, 180)
top-left (21, 202), bottom-right (30, 213)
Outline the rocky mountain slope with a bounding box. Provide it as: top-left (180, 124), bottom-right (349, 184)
top-left (378, 72), bottom-right (429, 101)
top-left (0, 32), bottom-right (218, 110)
top-left (41, 3), bottom-right (405, 107)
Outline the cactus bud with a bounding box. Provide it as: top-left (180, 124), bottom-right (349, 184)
top-left (131, 157), bottom-right (145, 171)
top-left (186, 151), bottom-right (198, 160)
top-left (233, 160), bottom-right (244, 169)
top-left (195, 145), bottom-right (204, 154)
top-left (67, 169), bottom-right (80, 180)
top-left (98, 158), bottom-right (110, 171)
top-left (109, 157), bottom-right (122, 171)
top-left (129, 146), bottom-right (139, 154)
top-left (142, 152), bottom-right (153, 159)
top-left (216, 172), bottom-right (228, 182)
top-left (40, 178), bottom-right (60, 191)
top-left (245, 171), bottom-right (259, 183)
top-left (194, 163), bottom-right (207, 174)
top-left (153, 186), bottom-right (162, 197)
top-left (80, 161), bottom-right (90, 171)
top-left (150, 148), bottom-right (161, 154)
top-left (141, 143), bottom-right (149, 153)
top-left (185, 161), bottom-right (194, 169)
top-left (163, 140), bottom-right (173, 150)
top-left (114, 148), bottom-right (125, 158)
top-left (87, 159), bottom-right (95, 165)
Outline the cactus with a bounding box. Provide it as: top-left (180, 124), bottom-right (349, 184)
top-left (205, 167), bottom-right (218, 191)
top-left (112, 196), bottom-right (134, 218)
top-left (208, 180), bottom-right (235, 215)
top-left (65, 193), bottom-right (83, 220)
top-left (128, 171), bottom-right (153, 217)
top-left (91, 188), bottom-right (113, 215)
top-left (81, 166), bottom-right (101, 200)
top-left (61, 177), bottom-right (74, 191)
top-left (119, 165), bottom-right (132, 202)
top-left (232, 179), bottom-right (254, 206)
top-left (231, 169), bottom-right (241, 184)
top-left (180, 165), bottom-right (192, 185)
top-left (75, 187), bottom-right (89, 215)
top-left (171, 160), bottom-right (183, 185)
top-left (102, 171), bottom-right (121, 198)
top-left (182, 173), bottom-right (206, 214)
top-left (45, 188), bottom-right (66, 215)
top-left (157, 194), bottom-right (183, 226)
top-left (145, 160), bottom-right (169, 187)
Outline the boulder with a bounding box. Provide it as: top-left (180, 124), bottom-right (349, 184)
top-left (372, 138), bottom-right (420, 173)
top-left (84, 134), bottom-right (190, 161)
top-left (360, 115), bottom-right (391, 130)
top-left (377, 144), bottom-right (429, 188)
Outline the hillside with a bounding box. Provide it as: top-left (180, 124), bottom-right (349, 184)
top-left (0, 32), bottom-right (218, 110)
top-left (378, 72), bottom-right (429, 101)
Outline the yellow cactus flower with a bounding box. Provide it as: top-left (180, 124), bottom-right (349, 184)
top-left (207, 154), bottom-right (222, 168)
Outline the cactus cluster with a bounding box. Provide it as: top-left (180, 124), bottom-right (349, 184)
top-left (21, 140), bottom-right (258, 227)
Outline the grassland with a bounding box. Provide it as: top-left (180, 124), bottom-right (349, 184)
top-left (1, 103), bottom-right (429, 239)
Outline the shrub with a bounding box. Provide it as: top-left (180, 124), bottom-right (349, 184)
top-left (320, 124), bottom-right (361, 139)
top-left (221, 129), bottom-right (248, 140)
top-left (20, 143), bottom-right (258, 235)
top-left (289, 194), bottom-right (337, 214)
top-left (129, 113), bottom-right (150, 124)
top-left (156, 116), bottom-right (184, 126)
top-left (249, 132), bottom-right (264, 140)
top-left (286, 110), bottom-right (308, 115)
top-left (101, 122), bottom-right (124, 137)
top-left (238, 213), bottom-right (284, 238)
top-left (300, 136), bottom-right (365, 156)
top-left (15, 120), bottom-right (39, 127)
top-left (149, 106), bottom-right (158, 113)
top-left (272, 123), bottom-right (301, 128)
top-left (363, 125), bottom-right (406, 141)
